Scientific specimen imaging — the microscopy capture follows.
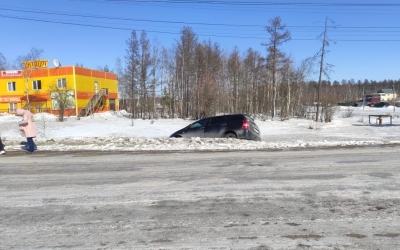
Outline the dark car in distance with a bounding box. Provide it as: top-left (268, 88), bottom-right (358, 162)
top-left (170, 114), bottom-right (261, 141)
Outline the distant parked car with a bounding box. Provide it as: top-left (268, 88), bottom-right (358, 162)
top-left (170, 114), bottom-right (261, 141)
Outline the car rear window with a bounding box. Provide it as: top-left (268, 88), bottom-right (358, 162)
top-left (227, 114), bottom-right (245, 121)
top-left (209, 116), bottom-right (226, 125)
top-left (243, 115), bottom-right (255, 121)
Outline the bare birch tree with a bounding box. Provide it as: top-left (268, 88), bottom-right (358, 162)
top-left (15, 47), bottom-right (44, 68)
top-left (125, 30), bottom-right (139, 124)
top-left (263, 17), bottom-right (291, 120)
top-left (311, 17), bottom-right (335, 122)
top-left (191, 40), bottom-right (223, 118)
top-left (227, 47), bottom-right (241, 113)
top-left (150, 40), bottom-right (160, 119)
top-left (0, 52), bottom-right (6, 70)
top-left (138, 30), bottom-right (151, 118)
top-left (243, 48), bottom-right (264, 115)
top-left (114, 57), bottom-right (128, 110)
top-left (160, 47), bottom-right (175, 117)
top-left (175, 27), bottom-right (197, 118)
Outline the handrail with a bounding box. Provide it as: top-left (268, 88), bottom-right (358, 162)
top-left (78, 88), bottom-right (108, 117)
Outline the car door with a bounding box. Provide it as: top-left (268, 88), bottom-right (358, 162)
top-left (204, 116), bottom-right (227, 138)
top-left (183, 118), bottom-right (209, 138)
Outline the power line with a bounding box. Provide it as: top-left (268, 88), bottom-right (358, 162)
top-left (97, 0), bottom-right (400, 7)
top-left (66, 0), bottom-right (400, 14)
top-left (1, 6), bottom-right (400, 30)
top-left (0, 6), bottom-right (265, 27)
top-left (1, 14), bottom-right (399, 42)
top-left (1, 1), bottom-right (399, 42)
top-left (68, 0), bottom-right (400, 16)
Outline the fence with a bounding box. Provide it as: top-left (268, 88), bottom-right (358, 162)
top-left (0, 108), bottom-right (52, 114)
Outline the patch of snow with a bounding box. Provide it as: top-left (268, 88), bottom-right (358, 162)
top-left (1, 107), bottom-right (400, 152)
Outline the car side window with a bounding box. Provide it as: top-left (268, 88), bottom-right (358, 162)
top-left (190, 119), bottom-right (209, 128)
top-left (209, 116), bottom-right (226, 125)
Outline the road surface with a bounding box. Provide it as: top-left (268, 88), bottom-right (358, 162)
top-left (1, 147), bottom-right (400, 249)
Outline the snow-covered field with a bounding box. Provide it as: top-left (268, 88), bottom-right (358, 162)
top-left (1, 106), bottom-right (400, 152)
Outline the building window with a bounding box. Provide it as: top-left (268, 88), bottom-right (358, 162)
top-left (57, 78), bottom-right (67, 88)
top-left (51, 91), bottom-right (76, 110)
top-left (7, 82), bottom-right (16, 92)
top-left (33, 80), bottom-right (42, 90)
top-left (9, 103), bottom-right (17, 112)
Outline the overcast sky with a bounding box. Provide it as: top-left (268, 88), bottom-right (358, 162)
top-left (1, 0), bottom-right (399, 82)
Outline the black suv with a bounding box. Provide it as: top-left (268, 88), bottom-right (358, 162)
top-left (170, 114), bottom-right (261, 141)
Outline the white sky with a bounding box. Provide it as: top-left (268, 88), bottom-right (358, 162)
top-left (1, 106), bottom-right (400, 152)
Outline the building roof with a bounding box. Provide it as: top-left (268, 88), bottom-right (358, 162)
top-left (377, 89), bottom-right (394, 93)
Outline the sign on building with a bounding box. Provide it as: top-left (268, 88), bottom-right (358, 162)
top-left (0, 97), bottom-right (21, 103)
top-left (1, 70), bottom-right (23, 77)
top-left (22, 59), bottom-right (49, 69)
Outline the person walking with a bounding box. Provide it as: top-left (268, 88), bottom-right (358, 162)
top-left (0, 137), bottom-right (5, 155)
top-left (16, 108), bottom-right (37, 153)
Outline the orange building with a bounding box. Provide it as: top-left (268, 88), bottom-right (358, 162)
top-left (0, 60), bottom-right (119, 117)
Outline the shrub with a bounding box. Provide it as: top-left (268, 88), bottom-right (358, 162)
top-left (340, 108), bottom-right (354, 118)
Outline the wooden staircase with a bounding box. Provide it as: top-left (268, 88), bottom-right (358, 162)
top-left (78, 88), bottom-right (108, 117)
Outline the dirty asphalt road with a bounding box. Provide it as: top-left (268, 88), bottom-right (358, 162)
top-left (0, 147), bottom-right (400, 249)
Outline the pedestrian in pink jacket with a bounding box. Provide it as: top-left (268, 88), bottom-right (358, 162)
top-left (16, 108), bottom-right (37, 153)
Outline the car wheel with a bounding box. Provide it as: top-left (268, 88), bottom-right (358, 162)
top-left (224, 133), bottom-right (237, 139)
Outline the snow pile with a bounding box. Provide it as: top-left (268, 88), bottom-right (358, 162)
top-left (1, 106), bottom-right (400, 152)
